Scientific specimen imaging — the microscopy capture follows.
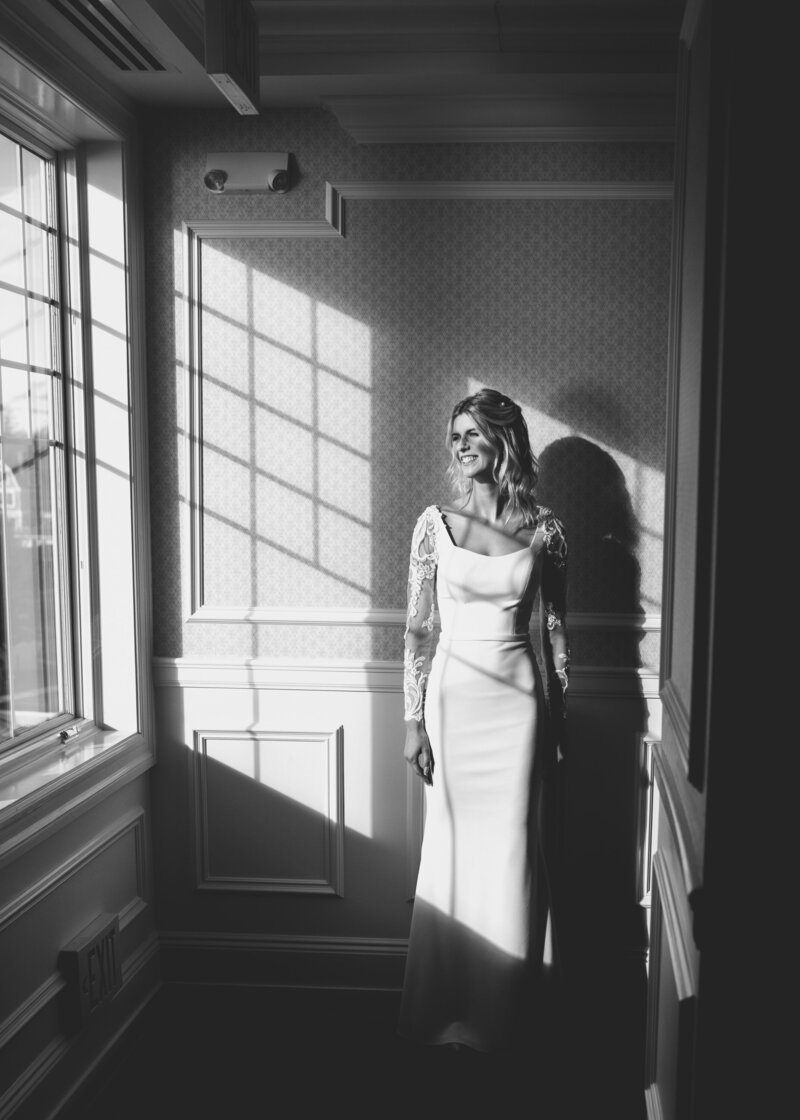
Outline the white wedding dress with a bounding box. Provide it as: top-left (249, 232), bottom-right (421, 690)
top-left (398, 504), bottom-right (569, 1052)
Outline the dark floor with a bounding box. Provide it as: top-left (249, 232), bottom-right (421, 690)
top-left (58, 967), bottom-right (648, 1120)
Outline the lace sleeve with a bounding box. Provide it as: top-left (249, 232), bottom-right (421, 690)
top-left (403, 507), bottom-right (439, 723)
top-left (538, 510), bottom-right (570, 746)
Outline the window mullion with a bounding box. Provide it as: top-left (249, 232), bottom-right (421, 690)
top-left (71, 147), bottom-right (104, 730)
top-left (0, 374), bottom-right (17, 737)
top-left (47, 154), bottom-right (74, 723)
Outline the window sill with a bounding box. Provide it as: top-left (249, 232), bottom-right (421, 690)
top-left (0, 724), bottom-right (144, 821)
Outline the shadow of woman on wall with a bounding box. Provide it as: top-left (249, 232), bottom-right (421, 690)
top-left (536, 435), bottom-right (651, 1120)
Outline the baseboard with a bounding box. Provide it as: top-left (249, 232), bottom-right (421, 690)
top-left (158, 931), bottom-right (407, 992)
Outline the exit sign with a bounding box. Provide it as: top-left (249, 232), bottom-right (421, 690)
top-left (60, 913), bottom-right (122, 1030)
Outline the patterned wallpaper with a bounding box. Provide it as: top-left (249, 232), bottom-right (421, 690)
top-left (141, 108), bottom-right (673, 669)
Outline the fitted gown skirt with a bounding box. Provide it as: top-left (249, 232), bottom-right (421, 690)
top-left (398, 634), bottom-right (553, 1052)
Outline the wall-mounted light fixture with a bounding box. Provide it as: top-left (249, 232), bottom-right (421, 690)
top-left (203, 152), bottom-right (291, 194)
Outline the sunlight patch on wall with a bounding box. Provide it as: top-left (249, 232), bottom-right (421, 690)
top-left (200, 242), bottom-right (248, 328)
top-left (206, 737), bottom-right (331, 816)
top-left (200, 374), bottom-right (250, 461)
top-left (253, 338), bottom-right (314, 424)
top-left (316, 302), bottom-right (372, 387)
top-left (252, 267), bottom-right (315, 357)
top-left (317, 505), bottom-right (372, 597)
top-left (318, 439), bottom-right (371, 522)
top-left (201, 447), bottom-right (251, 533)
top-left (318, 367), bottom-right (371, 455)
top-left (191, 248), bottom-right (375, 610)
top-left (255, 476), bottom-right (316, 557)
top-left (253, 408), bottom-right (315, 492)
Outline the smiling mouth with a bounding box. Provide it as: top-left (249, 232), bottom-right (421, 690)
top-left (460, 455), bottom-right (478, 463)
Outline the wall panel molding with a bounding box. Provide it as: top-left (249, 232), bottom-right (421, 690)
top-left (652, 740), bottom-right (704, 905)
top-left (0, 809), bottom-right (146, 932)
top-left (192, 727), bottom-right (345, 896)
top-left (154, 655), bottom-right (660, 699)
top-left (0, 1035), bottom-right (66, 1120)
top-left (0, 973), bottom-right (64, 1053)
top-left (644, 851), bottom-right (699, 1120)
top-left (183, 180), bottom-right (671, 624)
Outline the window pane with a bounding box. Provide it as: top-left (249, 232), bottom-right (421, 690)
top-left (28, 296), bottom-right (52, 369)
top-left (24, 215), bottom-right (50, 298)
top-left (21, 148), bottom-right (47, 225)
top-left (0, 404), bottom-right (61, 735)
top-left (0, 210), bottom-right (24, 287)
top-left (0, 135), bottom-right (21, 208)
top-left (0, 135), bottom-right (67, 745)
top-left (0, 287), bottom-right (28, 364)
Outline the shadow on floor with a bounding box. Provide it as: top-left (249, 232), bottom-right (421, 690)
top-left (57, 977), bottom-right (647, 1120)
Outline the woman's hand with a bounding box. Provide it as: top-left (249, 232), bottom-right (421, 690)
top-left (404, 723), bottom-right (434, 785)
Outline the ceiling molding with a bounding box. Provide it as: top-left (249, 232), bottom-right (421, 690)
top-left (325, 91), bottom-right (677, 144)
top-left (0, 0), bottom-right (684, 137)
top-left (0, 5), bottom-right (136, 144)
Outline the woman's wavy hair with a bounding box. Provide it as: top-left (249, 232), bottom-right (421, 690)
top-left (446, 387), bottom-right (540, 527)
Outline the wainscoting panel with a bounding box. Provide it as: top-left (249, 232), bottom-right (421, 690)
top-left (192, 727), bottom-right (345, 895)
top-left (644, 834), bottom-right (699, 1120)
top-left (153, 654), bottom-right (661, 990)
top-left (0, 777), bottom-right (159, 1120)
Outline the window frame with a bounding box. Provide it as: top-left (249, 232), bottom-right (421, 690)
top-left (0, 98), bottom-right (154, 819)
top-left (0, 128), bottom-right (78, 756)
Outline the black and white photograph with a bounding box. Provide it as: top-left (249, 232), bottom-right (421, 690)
top-left (0, 3), bottom-right (769, 1118)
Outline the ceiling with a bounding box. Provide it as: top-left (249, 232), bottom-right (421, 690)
top-left (0, 0), bottom-right (686, 142)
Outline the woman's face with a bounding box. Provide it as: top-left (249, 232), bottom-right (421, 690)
top-left (451, 412), bottom-right (496, 482)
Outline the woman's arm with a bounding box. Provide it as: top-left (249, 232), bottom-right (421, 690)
top-left (539, 512), bottom-right (570, 762)
top-left (403, 508), bottom-right (438, 784)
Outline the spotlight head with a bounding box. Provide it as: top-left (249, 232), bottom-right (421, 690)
top-left (268, 168), bottom-right (290, 193)
top-left (203, 168), bottom-right (228, 193)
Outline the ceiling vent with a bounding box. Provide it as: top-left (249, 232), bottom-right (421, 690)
top-left (47, 0), bottom-right (167, 71)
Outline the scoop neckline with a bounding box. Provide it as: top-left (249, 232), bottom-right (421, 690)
top-left (434, 505), bottom-right (534, 559)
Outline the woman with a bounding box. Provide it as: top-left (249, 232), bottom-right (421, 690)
top-left (398, 387), bottom-right (570, 1054)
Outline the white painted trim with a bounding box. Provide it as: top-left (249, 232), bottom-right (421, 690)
top-left (652, 851), bottom-right (699, 1002)
top-left (325, 180), bottom-right (672, 236)
top-left (125, 131), bottom-right (157, 760)
top-left (192, 727), bottom-right (345, 897)
top-left (339, 125), bottom-right (676, 145)
top-left (644, 1083), bottom-right (666, 1120)
top-left (0, 808), bottom-right (145, 931)
top-left (182, 220), bottom-right (340, 240)
top-left (189, 605), bottom-right (407, 626)
top-left (159, 930), bottom-right (408, 957)
top-left (652, 741), bottom-right (704, 898)
top-left (0, 733), bottom-right (152, 866)
top-left (188, 605), bottom-right (661, 629)
top-left (330, 179), bottom-right (673, 203)
top-left (0, 3), bottom-right (136, 145)
top-left (152, 656), bottom-right (661, 698)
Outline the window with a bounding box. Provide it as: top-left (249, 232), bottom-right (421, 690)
top-left (0, 133), bottom-right (70, 746)
top-left (0, 119), bottom-right (149, 803)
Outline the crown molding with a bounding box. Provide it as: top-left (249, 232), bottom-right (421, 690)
top-left (325, 89), bottom-right (677, 144)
